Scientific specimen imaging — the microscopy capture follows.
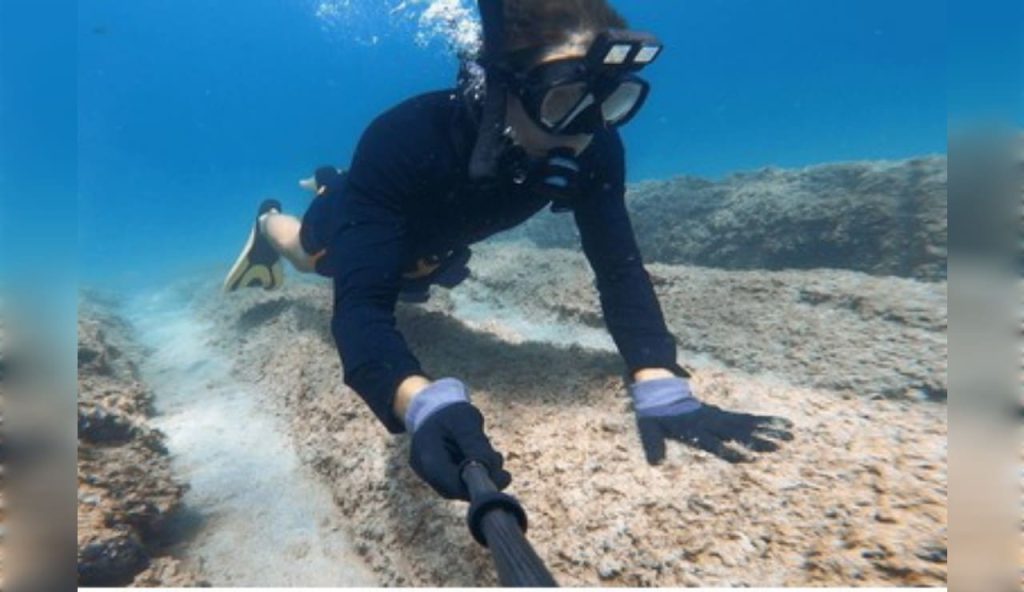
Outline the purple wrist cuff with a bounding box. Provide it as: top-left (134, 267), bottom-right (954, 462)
top-left (404, 378), bottom-right (471, 433)
top-left (629, 376), bottom-right (702, 418)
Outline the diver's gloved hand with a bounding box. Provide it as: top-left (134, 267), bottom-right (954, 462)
top-left (407, 378), bottom-right (511, 500)
top-left (630, 376), bottom-right (794, 465)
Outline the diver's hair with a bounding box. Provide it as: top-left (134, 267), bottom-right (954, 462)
top-left (503, 0), bottom-right (629, 54)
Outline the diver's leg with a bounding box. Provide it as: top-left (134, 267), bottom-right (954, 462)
top-left (260, 211), bottom-right (316, 273)
top-left (223, 199), bottom-right (288, 292)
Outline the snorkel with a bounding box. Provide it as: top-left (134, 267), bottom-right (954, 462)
top-left (468, 0), bottom-right (509, 182)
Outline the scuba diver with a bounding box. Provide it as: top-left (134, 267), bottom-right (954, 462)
top-left (224, 0), bottom-right (793, 501)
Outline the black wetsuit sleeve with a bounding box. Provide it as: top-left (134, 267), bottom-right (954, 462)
top-left (572, 134), bottom-right (687, 378)
top-left (329, 105), bottom-right (437, 434)
top-left (329, 189), bottom-right (422, 433)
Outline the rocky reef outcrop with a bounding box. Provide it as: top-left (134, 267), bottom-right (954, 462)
top-left (508, 156), bottom-right (947, 281)
top-left (77, 300), bottom-right (205, 587)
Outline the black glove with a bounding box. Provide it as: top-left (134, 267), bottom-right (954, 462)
top-left (410, 400), bottom-right (511, 500)
top-left (631, 376), bottom-right (794, 464)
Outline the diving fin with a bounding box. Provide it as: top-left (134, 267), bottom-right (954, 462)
top-left (223, 199), bottom-right (285, 292)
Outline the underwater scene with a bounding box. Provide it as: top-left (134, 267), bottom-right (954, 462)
top-left (69, 0), bottom-right (951, 587)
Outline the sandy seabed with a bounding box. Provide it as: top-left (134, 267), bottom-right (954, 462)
top-left (186, 239), bottom-right (947, 587)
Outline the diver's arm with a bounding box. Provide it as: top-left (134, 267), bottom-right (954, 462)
top-left (329, 215), bottom-right (510, 493)
top-left (573, 191), bottom-right (686, 378)
top-left (572, 139), bottom-right (687, 380)
top-left (572, 140), bottom-right (795, 464)
top-left (329, 200), bottom-right (427, 433)
top-left (331, 99), bottom-right (454, 432)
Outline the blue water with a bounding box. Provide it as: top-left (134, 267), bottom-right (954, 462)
top-left (64, 0), bottom-right (949, 286)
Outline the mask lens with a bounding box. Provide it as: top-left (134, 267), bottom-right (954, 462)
top-left (601, 81), bottom-right (645, 125)
top-left (539, 82), bottom-right (589, 128)
top-left (634, 46), bottom-right (661, 64)
top-left (604, 44), bottom-right (633, 65)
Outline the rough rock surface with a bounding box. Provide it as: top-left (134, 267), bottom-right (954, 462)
top-left (195, 238), bottom-right (947, 587)
top-left (450, 244), bottom-right (946, 401)
top-left (506, 157), bottom-right (947, 281)
top-left (77, 299), bottom-right (206, 588)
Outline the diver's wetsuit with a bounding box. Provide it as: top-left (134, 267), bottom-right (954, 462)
top-left (303, 90), bottom-right (683, 433)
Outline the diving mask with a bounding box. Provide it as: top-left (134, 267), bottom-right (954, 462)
top-left (502, 30), bottom-right (663, 135)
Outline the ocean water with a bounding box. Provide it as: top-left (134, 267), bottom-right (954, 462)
top-left (71, 0), bottom-right (952, 288)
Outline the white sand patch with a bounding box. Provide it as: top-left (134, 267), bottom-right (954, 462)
top-left (126, 290), bottom-right (375, 587)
